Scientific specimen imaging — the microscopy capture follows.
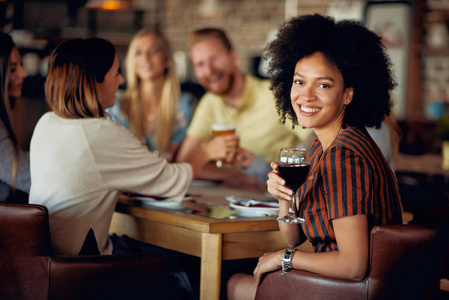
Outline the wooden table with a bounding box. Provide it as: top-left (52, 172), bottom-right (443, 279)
top-left (109, 181), bottom-right (313, 300)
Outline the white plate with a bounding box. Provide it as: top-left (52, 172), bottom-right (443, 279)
top-left (225, 196), bottom-right (279, 207)
top-left (132, 196), bottom-right (185, 210)
top-left (229, 202), bottom-right (279, 217)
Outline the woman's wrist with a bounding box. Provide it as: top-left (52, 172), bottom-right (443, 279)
top-left (278, 250), bottom-right (284, 269)
top-left (281, 248), bottom-right (296, 276)
top-left (188, 144), bottom-right (210, 177)
top-left (200, 142), bottom-right (215, 161)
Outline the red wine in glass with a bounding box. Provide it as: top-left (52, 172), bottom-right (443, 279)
top-left (278, 164), bottom-right (310, 192)
top-left (277, 148), bottom-right (310, 223)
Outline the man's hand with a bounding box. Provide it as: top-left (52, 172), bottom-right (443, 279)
top-left (202, 135), bottom-right (239, 161)
top-left (235, 148), bottom-right (255, 168)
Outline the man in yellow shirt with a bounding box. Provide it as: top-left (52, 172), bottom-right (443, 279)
top-left (176, 28), bottom-right (311, 182)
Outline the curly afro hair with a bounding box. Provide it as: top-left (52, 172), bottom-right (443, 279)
top-left (265, 14), bottom-right (397, 129)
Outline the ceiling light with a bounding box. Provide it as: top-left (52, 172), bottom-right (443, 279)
top-left (85, 0), bottom-right (131, 11)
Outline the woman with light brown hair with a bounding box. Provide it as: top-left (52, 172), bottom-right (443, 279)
top-left (29, 37), bottom-right (233, 256)
top-left (29, 37), bottom-right (234, 298)
top-left (108, 27), bottom-right (196, 161)
top-left (0, 32), bottom-right (29, 203)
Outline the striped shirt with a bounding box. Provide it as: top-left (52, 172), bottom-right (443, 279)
top-left (298, 126), bottom-right (402, 252)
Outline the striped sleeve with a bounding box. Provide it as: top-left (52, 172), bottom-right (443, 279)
top-left (322, 146), bottom-right (374, 220)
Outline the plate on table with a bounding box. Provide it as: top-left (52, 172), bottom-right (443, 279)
top-left (226, 196), bottom-right (279, 217)
top-left (125, 192), bottom-right (185, 210)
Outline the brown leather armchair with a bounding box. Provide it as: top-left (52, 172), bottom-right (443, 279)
top-left (0, 203), bottom-right (165, 300)
top-left (256, 224), bottom-right (449, 300)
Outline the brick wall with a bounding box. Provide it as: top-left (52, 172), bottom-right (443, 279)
top-left (160, 0), bottom-right (333, 78)
top-left (21, 0), bottom-right (333, 78)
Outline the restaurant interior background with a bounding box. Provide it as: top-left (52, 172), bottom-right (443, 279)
top-left (1, 0), bottom-right (449, 224)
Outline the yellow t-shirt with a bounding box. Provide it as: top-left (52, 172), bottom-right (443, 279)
top-left (187, 75), bottom-right (311, 163)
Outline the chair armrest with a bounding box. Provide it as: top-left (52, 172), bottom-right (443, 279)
top-left (368, 225), bottom-right (449, 299)
top-left (48, 252), bottom-right (164, 300)
top-left (256, 269), bottom-right (366, 300)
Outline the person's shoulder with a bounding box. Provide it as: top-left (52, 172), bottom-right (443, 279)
top-left (82, 116), bottom-right (125, 131)
top-left (36, 112), bottom-right (61, 126)
top-left (199, 90), bottom-right (221, 102)
top-left (334, 126), bottom-right (377, 157)
top-left (40, 111), bottom-right (55, 120)
top-left (82, 117), bottom-right (141, 146)
top-left (32, 113), bottom-right (80, 139)
top-left (195, 91), bottom-right (224, 112)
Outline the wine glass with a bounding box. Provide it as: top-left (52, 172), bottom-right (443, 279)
top-left (276, 147), bottom-right (310, 223)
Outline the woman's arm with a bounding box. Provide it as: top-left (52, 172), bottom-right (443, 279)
top-left (291, 214), bottom-right (369, 279)
top-left (253, 214), bottom-right (369, 284)
top-left (286, 147), bottom-right (371, 279)
top-left (187, 135), bottom-right (238, 177)
top-left (176, 135), bottom-right (203, 162)
top-left (290, 146), bottom-right (372, 278)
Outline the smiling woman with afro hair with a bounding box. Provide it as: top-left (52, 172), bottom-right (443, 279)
top-left (266, 13), bottom-right (397, 130)
top-left (226, 14), bottom-right (402, 300)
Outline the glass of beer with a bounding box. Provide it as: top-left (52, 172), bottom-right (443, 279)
top-left (211, 124), bottom-right (237, 167)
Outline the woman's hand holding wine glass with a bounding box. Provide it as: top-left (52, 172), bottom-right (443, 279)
top-left (269, 147), bottom-right (310, 224)
top-left (267, 163), bottom-right (294, 202)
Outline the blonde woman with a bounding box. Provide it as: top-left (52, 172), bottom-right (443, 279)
top-left (108, 28), bottom-right (195, 161)
top-left (0, 32), bottom-right (29, 203)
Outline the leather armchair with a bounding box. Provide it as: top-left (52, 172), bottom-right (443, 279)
top-left (0, 203), bottom-right (164, 300)
top-left (256, 224), bottom-right (449, 300)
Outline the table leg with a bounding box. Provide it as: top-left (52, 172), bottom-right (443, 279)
top-left (200, 232), bottom-right (223, 300)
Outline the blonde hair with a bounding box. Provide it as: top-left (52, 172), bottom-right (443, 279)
top-left (45, 38), bottom-right (116, 119)
top-left (123, 28), bottom-right (180, 152)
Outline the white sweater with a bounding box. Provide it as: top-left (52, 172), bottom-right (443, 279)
top-left (29, 112), bottom-right (192, 255)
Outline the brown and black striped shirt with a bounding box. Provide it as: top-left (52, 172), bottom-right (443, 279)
top-left (298, 126), bottom-right (402, 252)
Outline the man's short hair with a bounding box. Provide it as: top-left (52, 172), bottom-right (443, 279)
top-left (188, 28), bottom-right (233, 52)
